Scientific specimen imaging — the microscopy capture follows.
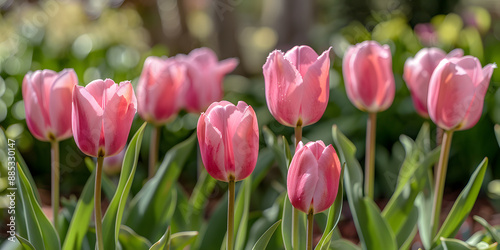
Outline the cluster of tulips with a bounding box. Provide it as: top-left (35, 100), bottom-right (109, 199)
top-left (20, 39), bottom-right (495, 249)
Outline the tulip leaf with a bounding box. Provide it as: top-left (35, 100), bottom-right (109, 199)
top-left (281, 194), bottom-right (307, 250)
top-left (432, 157), bottom-right (488, 247)
top-left (62, 168), bottom-right (96, 250)
top-left (440, 238), bottom-right (480, 250)
top-left (170, 231), bottom-right (199, 249)
top-left (316, 165), bottom-right (344, 250)
top-left (415, 169), bottom-right (434, 249)
top-left (331, 125), bottom-right (397, 250)
top-left (251, 220), bottom-right (281, 250)
top-left (245, 193), bottom-right (282, 250)
top-left (150, 226), bottom-right (171, 250)
top-left (473, 216), bottom-right (500, 244)
top-left (102, 122), bottom-right (147, 250)
top-left (187, 169), bottom-right (217, 223)
top-left (235, 177), bottom-right (252, 250)
top-left (330, 239), bottom-right (361, 250)
top-left (118, 225), bottom-right (151, 250)
top-left (16, 235), bottom-right (35, 250)
top-left (124, 132), bottom-right (196, 241)
top-left (16, 163), bottom-right (61, 250)
top-left (196, 192), bottom-right (228, 249)
top-left (495, 124), bottom-right (500, 148)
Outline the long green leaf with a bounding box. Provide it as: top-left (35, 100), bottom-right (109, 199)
top-left (16, 163), bottom-right (61, 249)
top-left (473, 216), bottom-right (500, 244)
top-left (330, 239), bottom-right (361, 250)
top-left (494, 124), bottom-right (500, 148)
top-left (84, 157), bottom-right (116, 200)
top-left (118, 225), bottom-right (151, 250)
top-left (281, 194), bottom-right (307, 250)
top-left (150, 226), bottom-right (171, 250)
top-left (331, 125), bottom-right (397, 250)
top-left (62, 168), bottom-right (96, 250)
top-left (170, 231), bottom-right (198, 249)
top-left (125, 133), bottom-right (196, 242)
top-left (16, 235), bottom-right (35, 250)
top-left (102, 122), bottom-right (147, 250)
top-left (252, 220), bottom-right (281, 250)
top-left (235, 177), bottom-right (252, 250)
top-left (433, 157), bottom-right (488, 247)
top-left (316, 165), bottom-right (345, 250)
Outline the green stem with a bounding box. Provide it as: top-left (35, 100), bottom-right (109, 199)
top-left (364, 112), bottom-right (377, 199)
top-left (430, 130), bottom-right (454, 236)
top-left (292, 125), bottom-right (302, 249)
top-left (50, 141), bottom-right (59, 230)
top-left (149, 126), bottom-right (161, 179)
top-left (95, 156), bottom-right (104, 250)
top-left (227, 178), bottom-right (235, 250)
top-left (307, 211), bottom-right (314, 250)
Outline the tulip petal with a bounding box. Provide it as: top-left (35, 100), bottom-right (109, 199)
top-left (231, 102), bottom-right (259, 181)
top-left (313, 145), bottom-right (341, 214)
top-left (85, 79), bottom-right (117, 109)
top-left (287, 148), bottom-right (319, 213)
top-left (103, 81), bottom-right (137, 157)
top-left (300, 47), bottom-right (331, 125)
top-left (72, 85), bottom-right (104, 157)
top-left (263, 50), bottom-right (303, 126)
top-left (284, 45), bottom-right (320, 76)
top-left (452, 56), bottom-right (483, 87)
top-left (49, 69), bottom-right (77, 140)
top-left (198, 115), bottom-right (227, 181)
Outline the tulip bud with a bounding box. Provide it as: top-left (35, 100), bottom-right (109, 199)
top-left (404, 48), bottom-right (463, 118)
top-left (137, 56), bottom-right (185, 125)
top-left (287, 141), bottom-right (341, 214)
top-left (343, 41), bottom-right (395, 113)
top-left (178, 48), bottom-right (238, 113)
top-left (197, 101), bottom-right (259, 182)
top-left (22, 69), bottom-right (78, 141)
top-left (428, 56), bottom-right (496, 131)
top-left (263, 46), bottom-right (332, 127)
top-left (72, 79), bottom-right (137, 157)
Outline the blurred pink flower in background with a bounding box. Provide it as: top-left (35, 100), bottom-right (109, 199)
top-left (404, 48), bottom-right (463, 118)
top-left (72, 79), bottom-right (137, 157)
top-left (137, 56), bottom-right (185, 125)
top-left (414, 23), bottom-right (438, 47)
top-left (343, 41), bottom-right (395, 113)
top-left (263, 45), bottom-right (332, 127)
top-left (428, 56), bottom-right (496, 131)
top-left (178, 48), bottom-right (238, 113)
top-left (287, 140), bottom-right (341, 214)
top-left (103, 146), bottom-right (126, 176)
top-left (22, 69), bottom-right (78, 141)
top-left (197, 100), bottom-right (259, 182)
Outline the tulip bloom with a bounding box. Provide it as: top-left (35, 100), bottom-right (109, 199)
top-left (137, 56), bottom-right (185, 125)
top-left (179, 48), bottom-right (238, 113)
top-left (197, 100), bottom-right (259, 182)
top-left (23, 69), bottom-right (78, 141)
top-left (72, 79), bottom-right (137, 157)
top-left (287, 141), bottom-right (341, 214)
top-left (404, 48), bottom-right (463, 117)
top-left (343, 41), bottom-right (395, 113)
top-left (263, 46), bottom-right (332, 127)
top-left (428, 56), bottom-right (496, 131)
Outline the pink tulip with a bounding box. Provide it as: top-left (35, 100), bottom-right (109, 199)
top-left (22, 69), bottom-right (78, 141)
top-left (343, 41), bottom-right (395, 113)
top-left (263, 46), bottom-right (332, 127)
top-left (428, 56), bottom-right (496, 131)
top-left (72, 79), bottom-right (137, 157)
top-left (137, 56), bottom-right (185, 125)
top-left (404, 48), bottom-right (464, 118)
top-left (178, 48), bottom-right (238, 113)
top-left (197, 100), bottom-right (259, 182)
top-left (287, 141), bottom-right (341, 214)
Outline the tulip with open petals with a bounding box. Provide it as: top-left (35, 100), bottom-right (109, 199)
top-left (137, 56), bottom-right (185, 125)
top-left (343, 41), bottom-right (395, 113)
top-left (428, 56), bottom-right (496, 131)
top-left (179, 48), bottom-right (238, 113)
top-left (263, 46), bottom-right (332, 127)
top-left (404, 48), bottom-right (463, 118)
top-left (23, 69), bottom-right (78, 141)
top-left (197, 100), bottom-right (259, 182)
top-left (287, 141), bottom-right (341, 214)
top-left (72, 79), bottom-right (137, 158)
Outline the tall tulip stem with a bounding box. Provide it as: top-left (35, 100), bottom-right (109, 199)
top-left (431, 130), bottom-right (453, 236)
top-left (95, 156), bottom-right (104, 250)
top-left (307, 211), bottom-right (314, 250)
top-left (365, 112), bottom-right (377, 199)
top-left (50, 141), bottom-right (60, 230)
top-left (292, 125), bottom-right (302, 249)
top-left (149, 125), bottom-right (160, 179)
top-left (227, 178), bottom-right (235, 250)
